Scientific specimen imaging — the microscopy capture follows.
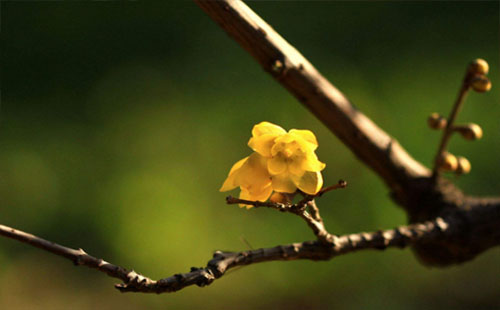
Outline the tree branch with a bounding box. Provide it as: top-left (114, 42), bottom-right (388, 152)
top-left (225, 180), bottom-right (347, 245)
top-left (1, 0), bottom-right (498, 296)
top-left (226, 195), bottom-right (335, 244)
top-left (194, 0), bottom-right (500, 266)
top-left (0, 224), bottom-right (153, 287)
top-left (0, 217), bottom-right (452, 293)
top-left (194, 0), bottom-right (430, 194)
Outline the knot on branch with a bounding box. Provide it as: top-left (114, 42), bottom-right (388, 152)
top-left (208, 251), bottom-right (238, 278)
top-left (195, 268), bottom-right (216, 287)
top-left (115, 270), bottom-right (157, 293)
top-left (73, 248), bottom-right (88, 266)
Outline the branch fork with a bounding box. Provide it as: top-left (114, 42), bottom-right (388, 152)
top-left (431, 58), bottom-right (491, 177)
top-left (1, 0), bottom-right (498, 296)
top-left (226, 180), bottom-right (347, 245)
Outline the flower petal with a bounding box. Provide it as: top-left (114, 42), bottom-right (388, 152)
top-left (235, 152), bottom-right (272, 193)
top-left (274, 133), bottom-right (295, 144)
top-left (250, 184), bottom-right (273, 201)
top-left (301, 152), bottom-right (326, 172)
top-left (239, 187), bottom-right (252, 208)
top-left (239, 185), bottom-right (273, 209)
top-left (289, 129), bottom-right (318, 151)
top-left (220, 156), bottom-right (249, 192)
top-left (270, 192), bottom-right (290, 204)
top-left (271, 172), bottom-right (297, 193)
top-left (248, 134), bottom-right (278, 157)
top-left (252, 121), bottom-right (286, 137)
top-left (272, 134), bottom-right (303, 157)
top-left (288, 157), bottom-right (306, 176)
top-left (267, 155), bottom-right (287, 175)
top-left (292, 171), bottom-right (323, 195)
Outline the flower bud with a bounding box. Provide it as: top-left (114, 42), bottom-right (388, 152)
top-left (456, 156), bottom-right (471, 175)
top-left (471, 76), bottom-right (491, 93)
top-left (455, 123), bottom-right (483, 140)
top-left (468, 58), bottom-right (489, 75)
top-left (427, 113), bottom-right (447, 130)
top-left (438, 152), bottom-right (458, 172)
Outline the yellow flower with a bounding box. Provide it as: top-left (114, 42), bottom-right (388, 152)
top-left (220, 152), bottom-right (273, 206)
top-left (220, 121), bottom-right (326, 208)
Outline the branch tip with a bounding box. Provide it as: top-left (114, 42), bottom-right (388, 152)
top-left (315, 179), bottom-right (348, 197)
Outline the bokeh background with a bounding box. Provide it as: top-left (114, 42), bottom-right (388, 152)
top-left (1, 1), bottom-right (499, 309)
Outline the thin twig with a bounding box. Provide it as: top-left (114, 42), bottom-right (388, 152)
top-left (226, 195), bottom-right (335, 244)
top-left (239, 235), bottom-right (254, 250)
top-left (432, 73), bottom-right (472, 177)
top-left (0, 217), bottom-right (452, 293)
top-left (316, 179), bottom-right (348, 196)
top-left (307, 199), bottom-right (323, 223)
top-left (0, 224), bottom-right (155, 289)
top-left (0, 2), bottom-right (497, 299)
top-left (297, 180), bottom-right (348, 206)
top-left (194, 0), bottom-right (500, 267)
top-left (226, 196), bottom-right (298, 212)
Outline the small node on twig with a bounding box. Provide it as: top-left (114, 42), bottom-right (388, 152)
top-left (454, 123), bottom-right (483, 140)
top-left (271, 59), bottom-right (284, 73)
top-left (213, 251), bottom-right (224, 258)
top-left (470, 75), bottom-right (491, 93)
top-left (456, 156), bottom-right (471, 175)
top-left (428, 113), bottom-right (447, 130)
top-left (315, 179), bottom-right (347, 197)
top-left (468, 58), bottom-right (489, 75)
top-left (338, 179), bottom-right (347, 188)
top-left (438, 152), bottom-right (458, 172)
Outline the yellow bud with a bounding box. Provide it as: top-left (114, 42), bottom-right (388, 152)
top-left (468, 58), bottom-right (489, 75)
top-left (439, 152), bottom-right (458, 172)
top-left (427, 113), bottom-right (447, 130)
top-left (456, 123), bottom-right (483, 140)
top-left (456, 156), bottom-right (471, 175)
top-left (270, 192), bottom-right (291, 204)
top-left (471, 76), bottom-right (491, 93)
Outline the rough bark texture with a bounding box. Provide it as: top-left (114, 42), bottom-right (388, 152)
top-left (0, 217), bottom-right (451, 293)
top-left (193, 0), bottom-right (500, 266)
top-left (0, 0), bottom-right (498, 295)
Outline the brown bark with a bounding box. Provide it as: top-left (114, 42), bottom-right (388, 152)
top-left (0, 0), bottom-right (498, 295)
top-left (193, 0), bottom-right (500, 266)
top-left (0, 216), bottom-right (451, 293)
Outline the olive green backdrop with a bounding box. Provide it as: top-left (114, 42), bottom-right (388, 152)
top-left (1, 1), bottom-right (499, 309)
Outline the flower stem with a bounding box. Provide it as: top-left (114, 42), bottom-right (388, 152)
top-left (432, 75), bottom-right (471, 178)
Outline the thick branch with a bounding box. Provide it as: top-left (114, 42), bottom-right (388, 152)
top-left (194, 0), bottom-right (500, 266)
top-left (1, 0), bottom-right (498, 297)
top-left (0, 218), bottom-right (451, 293)
top-left (194, 0), bottom-right (430, 194)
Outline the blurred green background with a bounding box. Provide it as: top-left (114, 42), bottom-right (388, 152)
top-left (1, 1), bottom-right (499, 309)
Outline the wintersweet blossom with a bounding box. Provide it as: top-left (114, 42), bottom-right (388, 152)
top-left (220, 122), bottom-right (326, 208)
